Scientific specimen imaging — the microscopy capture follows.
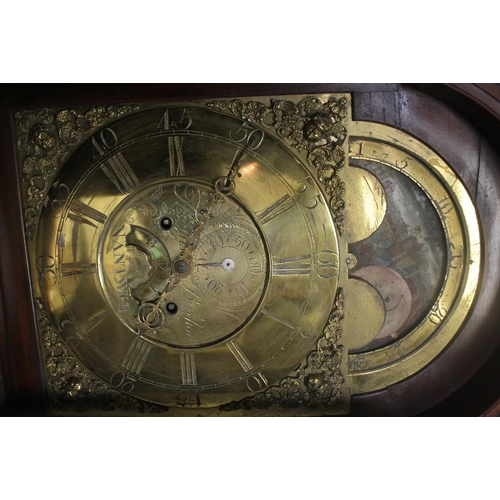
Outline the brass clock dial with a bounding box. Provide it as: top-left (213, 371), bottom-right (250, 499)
top-left (30, 100), bottom-right (342, 412)
top-left (17, 94), bottom-right (481, 415)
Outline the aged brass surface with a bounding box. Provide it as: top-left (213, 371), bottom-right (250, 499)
top-left (21, 96), bottom-right (346, 414)
top-left (342, 278), bottom-right (385, 349)
top-left (343, 165), bottom-right (386, 243)
top-left (17, 95), bottom-right (481, 415)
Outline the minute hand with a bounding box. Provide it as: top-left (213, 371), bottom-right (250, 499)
top-left (182, 142), bottom-right (249, 252)
top-left (218, 128), bottom-right (264, 192)
top-left (217, 147), bottom-right (248, 193)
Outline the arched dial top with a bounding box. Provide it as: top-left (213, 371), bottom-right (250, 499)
top-left (343, 121), bottom-right (481, 394)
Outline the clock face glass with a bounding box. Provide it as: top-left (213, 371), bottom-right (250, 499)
top-left (35, 105), bottom-right (340, 408)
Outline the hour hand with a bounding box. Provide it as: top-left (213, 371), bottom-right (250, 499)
top-left (215, 148), bottom-right (246, 195)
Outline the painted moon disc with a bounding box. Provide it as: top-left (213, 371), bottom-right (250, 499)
top-left (342, 277), bottom-right (385, 349)
top-left (352, 265), bottom-right (412, 340)
top-left (343, 165), bottom-right (387, 244)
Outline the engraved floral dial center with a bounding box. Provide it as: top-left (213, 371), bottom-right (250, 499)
top-left (99, 180), bottom-right (269, 348)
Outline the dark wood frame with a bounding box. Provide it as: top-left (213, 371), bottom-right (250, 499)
top-left (1, 83), bottom-right (499, 416)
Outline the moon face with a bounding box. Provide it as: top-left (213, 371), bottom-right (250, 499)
top-left (352, 265), bottom-right (412, 340)
top-left (342, 277), bottom-right (385, 350)
top-left (343, 165), bottom-right (387, 244)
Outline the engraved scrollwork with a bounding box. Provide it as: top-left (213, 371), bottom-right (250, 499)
top-left (207, 96), bottom-right (348, 233)
top-left (16, 104), bottom-right (139, 241)
top-left (220, 288), bottom-right (346, 413)
top-left (35, 298), bottom-right (168, 414)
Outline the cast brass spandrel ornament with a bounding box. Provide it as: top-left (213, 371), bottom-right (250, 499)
top-left (220, 288), bottom-right (347, 416)
top-left (207, 95), bottom-right (348, 234)
top-left (35, 297), bottom-right (169, 414)
top-left (15, 104), bottom-right (140, 241)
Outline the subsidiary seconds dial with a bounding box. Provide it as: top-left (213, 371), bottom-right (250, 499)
top-left (192, 223), bottom-right (267, 306)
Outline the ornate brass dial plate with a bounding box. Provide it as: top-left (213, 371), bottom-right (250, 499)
top-left (16, 94), bottom-right (481, 416)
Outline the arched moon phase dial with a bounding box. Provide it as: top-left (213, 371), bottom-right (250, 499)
top-left (345, 121), bottom-right (481, 395)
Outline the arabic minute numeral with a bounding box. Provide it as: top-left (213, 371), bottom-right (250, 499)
top-left (92, 127), bottom-right (118, 158)
top-left (247, 372), bottom-right (269, 392)
top-left (36, 254), bottom-right (56, 286)
top-left (249, 258), bottom-right (262, 274)
top-left (46, 181), bottom-right (70, 218)
top-left (429, 303), bottom-right (448, 325)
top-left (291, 176), bottom-right (324, 209)
top-left (158, 109), bottom-right (193, 131)
top-left (317, 250), bottom-right (339, 279)
top-left (110, 371), bottom-right (135, 393)
top-left (229, 122), bottom-right (264, 150)
top-left (58, 319), bottom-right (82, 349)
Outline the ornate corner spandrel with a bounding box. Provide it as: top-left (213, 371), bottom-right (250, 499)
top-left (35, 298), bottom-right (168, 415)
top-left (15, 104), bottom-right (139, 241)
top-left (207, 96), bottom-right (348, 234)
top-left (220, 288), bottom-right (347, 415)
